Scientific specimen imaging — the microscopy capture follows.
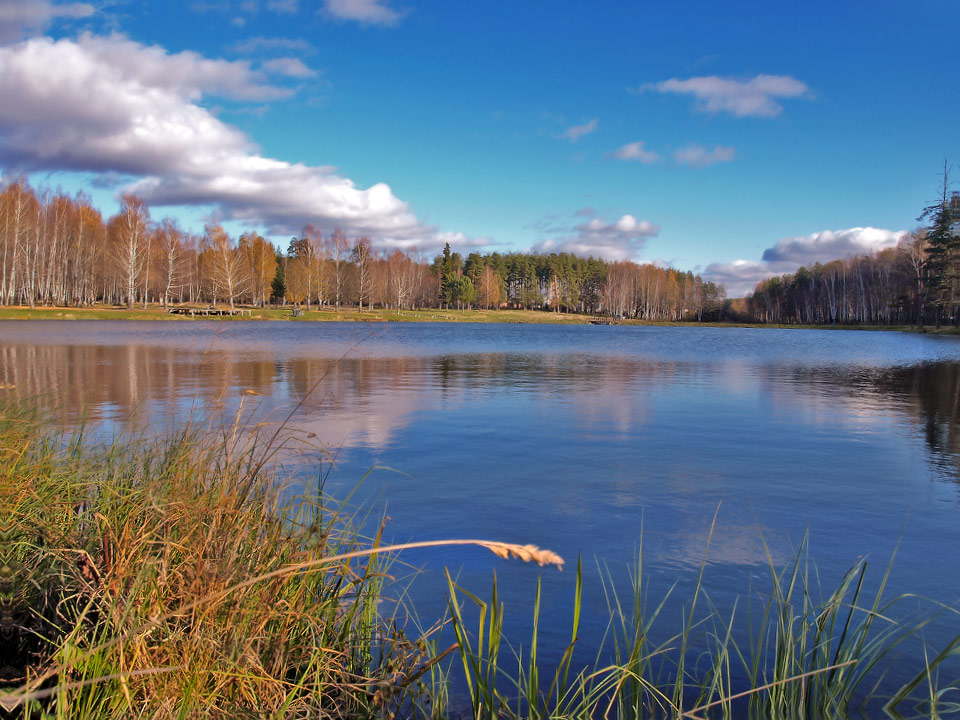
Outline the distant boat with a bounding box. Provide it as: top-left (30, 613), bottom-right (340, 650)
top-left (589, 316), bottom-right (613, 325)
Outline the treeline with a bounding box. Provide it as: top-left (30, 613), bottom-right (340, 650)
top-left (749, 177), bottom-right (960, 327)
top-left (428, 245), bottom-right (725, 320)
top-left (0, 176), bottom-right (727, 320)
top-left (747, 248), bottom-right (922, 325)
top-left (0, 181), bottom-right (278, 310)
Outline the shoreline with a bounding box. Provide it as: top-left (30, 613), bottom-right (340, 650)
top-left (0, 304), bottom-right (957, 334)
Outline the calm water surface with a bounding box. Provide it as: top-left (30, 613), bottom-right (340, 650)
top-left (3, 320), bottom-right (960, 698)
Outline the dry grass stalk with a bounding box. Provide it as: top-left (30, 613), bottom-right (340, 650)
top-left (1, 402), bottom-right (564, 717)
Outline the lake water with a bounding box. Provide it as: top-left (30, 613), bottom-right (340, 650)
top-left (3, 320), bottom-right (960, 706)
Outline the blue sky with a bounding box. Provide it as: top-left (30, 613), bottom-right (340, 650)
top-left (0, 0), bottom-right (956, 294)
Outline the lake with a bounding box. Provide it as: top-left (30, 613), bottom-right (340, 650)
top-left (3, 320), bottom-right (960, 706)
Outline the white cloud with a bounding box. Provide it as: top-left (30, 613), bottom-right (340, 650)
top-left (704, 227), bottom-right (908, 297)
top-left (261, 57), bottom-right (316, 78)
top-left (532, 213), bottom-right (659, 260)
top-left (233, 36), bottom-right (313, 54)
top-left (673, 143), bottom-right (734, 167)
top-left (0, 33), bottom-right (477, 249)
top-left (639, 74), bottom-right (811, 117)
top-left (558, 119), bottom-right (598, 142)
top-left (191, 1), bottom-right (301, 18)
top-left (268, 0), bottom-right (299, 12)
top-left (378, 230), bottom-right (493, 254)
top-left (702, 260), bottom-right (779, 298)
top-left (607, 141), bottom-right (658, 163)
top-left (0, 0), bottom-right (94, 42)
top-left (190, 2), bottom-right (231, 14)
top-left (760, 227), bottom-right (907, 265)
top-left (322, 0), bottom-right (403, 25)
top-left (34, 33), bottom-right (291, 102)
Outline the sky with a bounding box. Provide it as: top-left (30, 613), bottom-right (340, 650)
top-left (0, 0), bottom-right (956, 296)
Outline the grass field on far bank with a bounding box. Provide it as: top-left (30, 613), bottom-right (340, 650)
top-left (1, 303), bottom-right (959, 334)
top-left (0, 304), bottom-right (587, 324)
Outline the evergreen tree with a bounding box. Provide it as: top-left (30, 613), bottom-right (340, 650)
top-left (464, 252), bottom-right (484, 283)
top-left (434, 243), bottom-right (452, 307)
top-left (451, 274), bottom-right (475, 309)
top-left (270, 248), bottom-right (285, 305)
top-left (919, 164), bottom-right (960, 326)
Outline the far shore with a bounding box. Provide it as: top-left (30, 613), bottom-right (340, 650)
top-left (0, 304), bottom-right (957, 334)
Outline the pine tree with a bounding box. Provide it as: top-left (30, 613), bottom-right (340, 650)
top-left (919, 163), bottom-right (960, 326)
top-left (270, 249), bottom-right (285, 305)
top-left (437, 242), bottom-right (451, 307)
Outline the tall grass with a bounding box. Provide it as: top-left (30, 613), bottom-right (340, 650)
top-left (446, 526), bottom-right (960, 719)
top-left (0, 401), bottom-right (559, 718)
top-left (3, 398), bottom-right (959, 718)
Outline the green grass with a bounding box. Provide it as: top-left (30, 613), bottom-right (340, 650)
top-left (1, 401), bottom-right (452, 718)
top-left (3, 400), bottom-right (959, 718)
top-left (0, 304), bottom-right (590, 324)
top-left (446, 525), bottom-right (960, 719)
top-left (2, 303), bottom-right (958, 333)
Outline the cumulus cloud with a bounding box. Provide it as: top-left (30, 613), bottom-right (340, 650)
top-left (0, 33), bottom-right (474, 249)
top-left (261, 57), bottom-right (316, 78)
top-left (607, 141), bottom-right (659, 163)
top-left (0, 0), bottom-right (94, 42)
top-left (704, 227), bottom-right (908, 297)
top-left (673, 144), bottom-right (734, 167)
top-left (35, 33), bottom-right (291, 101)
top-left (558, 119), bottom-right (598, 142)
top-left (381, 230), bottom-right (493, 254)
top-left (702, 260), bottom-right (780, 298)
top-left (532, 213), bottom-right (659, 260)
top-left (762, 227), bottom-right (906, 264)
top-left (322, 0), bottom-right (403, 25)
top-left (638, 74), bottom-right (811, 117)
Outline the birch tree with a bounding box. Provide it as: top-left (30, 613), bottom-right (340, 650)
top-left (329, 228), bottom-right (349, 309)
top-left (353, 237), bottom-right (372, 310)
top-left (240, 232), bottom-right (278, 307)
top-left (110, 194), bottom-right (151, 309)
top-left (206, 224), bottom-right (249, 310)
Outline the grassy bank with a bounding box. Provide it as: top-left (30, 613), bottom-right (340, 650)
top-left (2, 401), bottom-right (571, 717)
top-left (3, 402), bottom-right (959, 718)
top-left (3, 303), bottom-right (960, 333)
top-left (0, 304), bottom-right (589, 324)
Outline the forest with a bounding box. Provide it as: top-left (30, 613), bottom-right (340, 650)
top-left (2, 172), bottom-right (958, 326)
top-left (0, 177), bottom-right (725, 321)
top-left (748, 178), bottom-right (960, 327)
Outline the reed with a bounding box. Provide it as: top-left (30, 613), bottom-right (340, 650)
top-left (3, 399), bottom-right (958, 718)
top-left (446, 525), bottom-right (960, 719)
top-left (0, 401), bottom-right (559, 718)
